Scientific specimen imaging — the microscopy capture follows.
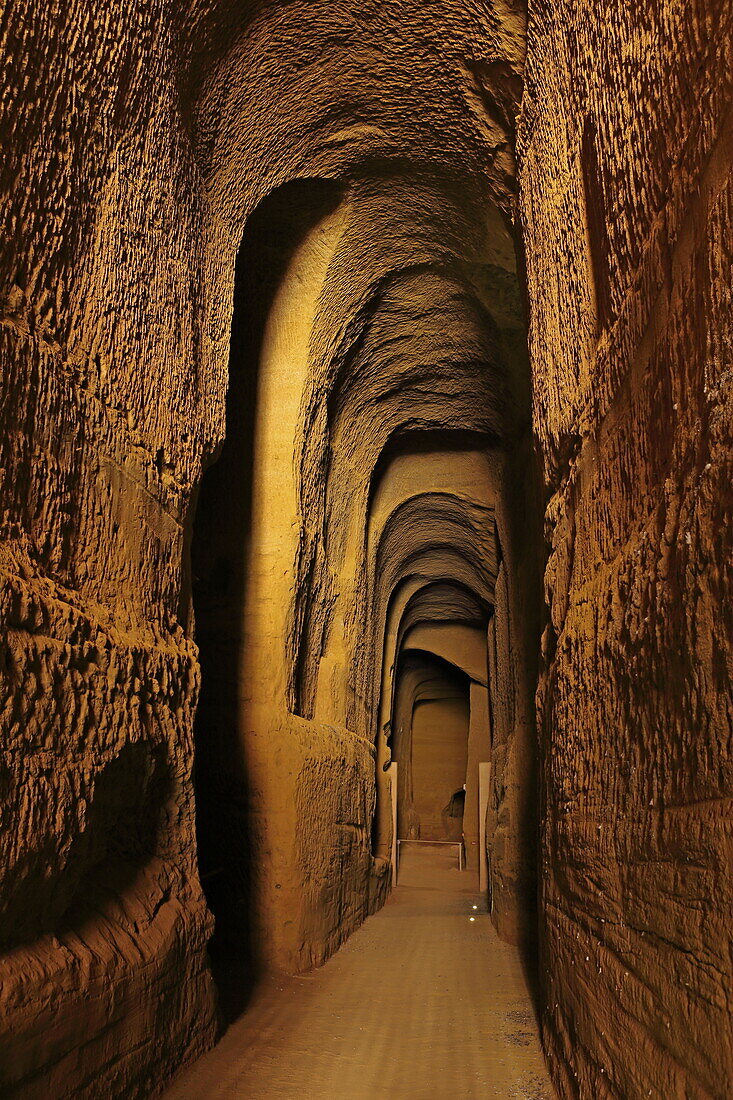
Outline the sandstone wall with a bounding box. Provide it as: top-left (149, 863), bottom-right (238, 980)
top-left (1, 1), bottom-right (534, 1094)
top-left (0, 2), bottom-right (221, 1093)
top-left (410, 682), bottom-right (470, 841)
top-left (9, 0), bottom-right (726, 1095)
top-left (519, 2), bottom-right (733, 1094)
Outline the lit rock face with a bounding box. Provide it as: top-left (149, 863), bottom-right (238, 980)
top-left (391, 651), bottom-right (472, 843)
top-left (1, 0), bottom-right (730, 1098)
top-left (1, 2), bottom-right (533, 1095)
top-left (519, 1), bottom-right (733, 1095)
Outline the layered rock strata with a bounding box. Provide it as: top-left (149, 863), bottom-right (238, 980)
top-left (1, 1), bottom-right (533, 1094)
top-left (519, 1), bottom-right (733, 1094)
top-left (2, 0), bottom-right (730, 1097)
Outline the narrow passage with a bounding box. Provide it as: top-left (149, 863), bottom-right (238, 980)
top-left (167, 850), bottom-right (554, 1099)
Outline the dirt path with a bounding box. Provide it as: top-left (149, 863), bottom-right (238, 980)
top-left (166, 851), bottom-right (554, 1098)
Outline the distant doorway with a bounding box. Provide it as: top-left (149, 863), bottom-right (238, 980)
top-left (411, 691), bottom-right (469, 841)
top-left (391, 651), bottom-right (471, 848)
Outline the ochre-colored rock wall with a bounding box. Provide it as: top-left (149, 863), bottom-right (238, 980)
top-left (3, 0), bottom-right (730, 1096)
top-left (410, 683), bottom-right (470, 841)
top-left (519, 2), bottom-right (733, 1094)
top-left (0, 3), bottom-right (221, 1093)
top-left (1, 1), bottom-right (533, 1094)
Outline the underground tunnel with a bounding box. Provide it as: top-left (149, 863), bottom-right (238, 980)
top-left (1, 1), bottom-right (732, 1097)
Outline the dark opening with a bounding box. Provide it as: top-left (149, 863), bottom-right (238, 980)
top-left (391, 649), bottom-right (471, 844)
top-left (189, 178), bottom-right (341, 1023)
top-left (581, 116), bottom-right (614, 332)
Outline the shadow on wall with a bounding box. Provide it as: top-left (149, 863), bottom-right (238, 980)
top-left (189, 178), bottom-right (342, 1024)
top-left (0, 740), bottom-right (172, 953)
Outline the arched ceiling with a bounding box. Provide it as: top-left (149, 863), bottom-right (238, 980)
top-left (170, 0), bottom-right (530, 747)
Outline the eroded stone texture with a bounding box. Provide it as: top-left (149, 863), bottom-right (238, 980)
top-left (0, 3), bottom-right (220, 1093)
top-left (4, 0), bottom-right (729, 1096)
top-left (1, 1), bottom-right (534, 1094)
top-left (519, 2), bottom-right (733, 1095)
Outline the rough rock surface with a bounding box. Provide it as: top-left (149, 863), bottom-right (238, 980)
top-left (1, 1), bottom-right (533, 1094)
top-left (1, 0), bottom-right (731, 1097)
top-left (519, 1), bottom-right (733, 1095)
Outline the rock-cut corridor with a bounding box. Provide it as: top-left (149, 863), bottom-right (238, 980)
top-left (1, 1), bottom-right (732, 1098)
top-left (167, 850), bottom-right (553, 1099)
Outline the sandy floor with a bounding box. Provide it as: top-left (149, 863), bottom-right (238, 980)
top-left (166, 849), bottom-right (554, 1099)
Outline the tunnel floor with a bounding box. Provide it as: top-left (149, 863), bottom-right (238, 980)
top-left (166, 850), bottom-right (554, 1099)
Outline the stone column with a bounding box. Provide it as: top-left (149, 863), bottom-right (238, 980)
top-left (464, 681), bottom-right (490, 871)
